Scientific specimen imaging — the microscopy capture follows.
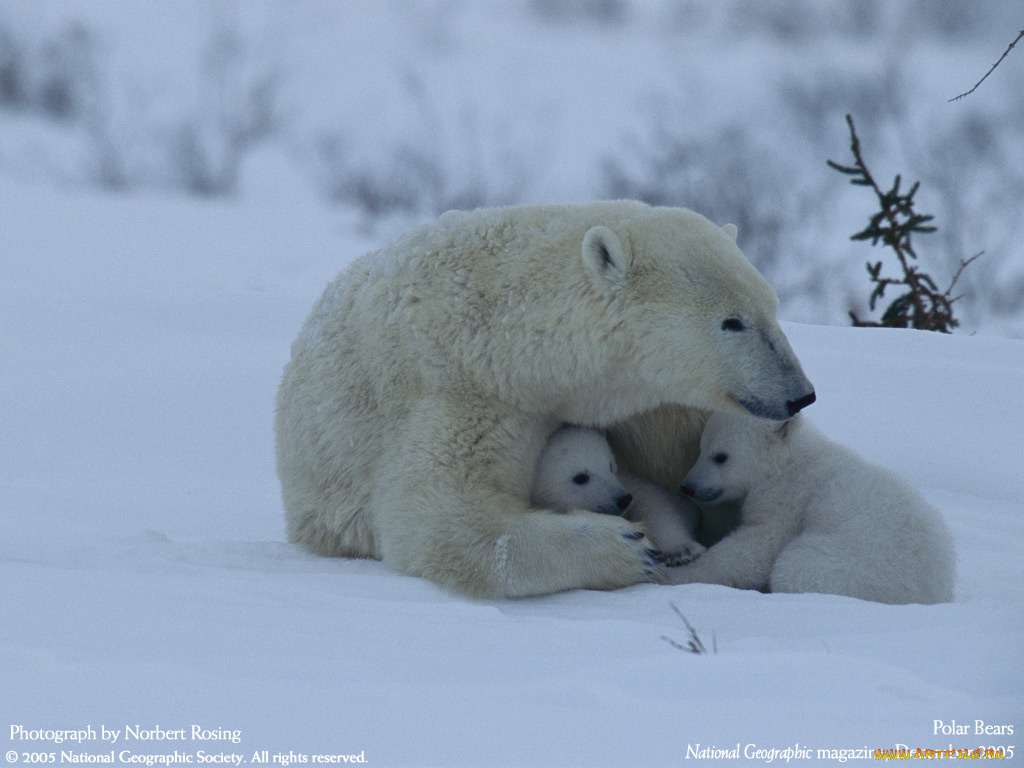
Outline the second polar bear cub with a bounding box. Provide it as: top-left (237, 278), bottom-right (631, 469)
top-left (531, 426), bottom-right (705, 567)
top-left (669, 412), bottom-right (955, 604)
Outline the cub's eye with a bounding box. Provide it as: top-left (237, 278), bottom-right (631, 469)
top-left (712, 453), bottom-right (729, 465)
top-left (572, 473), bottom-right (590, 485)
top-left (722, 318), bottom-right (745, 332)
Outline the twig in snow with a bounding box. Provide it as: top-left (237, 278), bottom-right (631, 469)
top-left (661, 602), bottom-right (716, 655)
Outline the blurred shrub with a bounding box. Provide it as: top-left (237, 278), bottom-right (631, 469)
top-left (169, 27), bottom-right (281, 196)
top-left (317, 72), bottom-right (534, 224)
top-left (0, 21), bottom-right (99, 121)
top-left (0, 18), bottom-right (280, 197)
top-left (0, 27), bottom-right (26, 107)
top-left (528, 0), bottom-right (630, 26)
top-left (602, 122), bottom-right (791, 283)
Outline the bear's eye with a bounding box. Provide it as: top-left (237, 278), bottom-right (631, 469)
top-left (572, 473), bottom-right (590, 485)
top-left (722, 317), bottom-right (745, 332)
top-left (712, 453), bottom-right (729, 465)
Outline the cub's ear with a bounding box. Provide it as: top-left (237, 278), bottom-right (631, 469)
top-left (722, 223), bottom-right (738, 242)
top-left (581, 225), bottom-right (632, 285)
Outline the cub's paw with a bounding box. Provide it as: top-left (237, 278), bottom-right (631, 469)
top-left (662, 541), bottom-right (706, 568)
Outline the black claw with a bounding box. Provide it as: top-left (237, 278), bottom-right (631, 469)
top-left (646, 548), bottom-right (667, 563)
top-left (623, 530), bottom-right (645, 540)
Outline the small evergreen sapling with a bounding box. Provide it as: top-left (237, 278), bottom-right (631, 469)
top-left (828, 114), bottom-right (979, 333)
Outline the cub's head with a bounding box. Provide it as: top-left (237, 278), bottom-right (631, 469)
top-left (530, 426), bottom-right (633, 515)
top-left (579, 208), bottom-right (815, 422)
top-left (681, 411), bottom-right (794, 503)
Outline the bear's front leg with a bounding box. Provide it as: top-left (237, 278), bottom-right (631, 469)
top-left (664, 517), bottom-right (791, 591)
top-left (620, 469), bottom-right (705, 566)
top-left (373, 398), bottom-right (664, 598)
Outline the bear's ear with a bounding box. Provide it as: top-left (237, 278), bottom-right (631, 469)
top-left (581, 226), bottom-right (632, 285)
top-left (722, 223), bottom-right (738, 242)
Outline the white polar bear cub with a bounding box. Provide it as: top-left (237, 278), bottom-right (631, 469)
top-left (529, 426), bottom-right (633, 516)
top-left (531, 426), bottom-right (706, 566)
top-left (668, 412), bottom-right (955, 604)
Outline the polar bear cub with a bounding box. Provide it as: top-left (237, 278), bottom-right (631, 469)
top-left (531, 426), bottom-right (705, 567)
top-left (669, 412), bottom-right (955, 604)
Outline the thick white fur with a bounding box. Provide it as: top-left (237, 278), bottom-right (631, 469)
top-left (275, 201), bottom-right (814, 598)
top-left (530, 426), bottom-right (705, 566)
top-left (669, 412), bottom-right (956, 604)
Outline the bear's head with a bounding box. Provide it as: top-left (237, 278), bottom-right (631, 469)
top-left (580, 208), bottom-right (815, 422)
top-left (681, 410), bottom-right (795, 503)
top-left (530, 426), bottom-right (633, 515)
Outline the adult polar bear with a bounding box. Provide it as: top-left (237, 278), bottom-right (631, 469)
top-left (275, 202), bottom-right (815, 597)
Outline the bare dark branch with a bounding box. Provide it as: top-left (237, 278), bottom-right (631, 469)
top-left (946, 252), bottom-right (984, 305)
top-left (949, 29), bottom-right (1024, 102)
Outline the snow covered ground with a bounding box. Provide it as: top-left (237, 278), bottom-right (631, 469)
top-left (3, 2), bottom-right (1023, 764)
top-left (2, 176), bottom-right (1022, 766)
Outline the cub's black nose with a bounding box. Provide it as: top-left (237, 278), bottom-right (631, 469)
top-left (786, 391), bottom-right (816, 416)
top-left (617, 493), bottom-right (633, 512)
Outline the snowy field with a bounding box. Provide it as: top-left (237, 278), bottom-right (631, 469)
top-left (2, 176), bottom-right (1022, 766)
top-left (3, 2), bottom-right (1023, 766)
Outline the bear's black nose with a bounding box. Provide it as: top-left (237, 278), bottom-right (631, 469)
top-left (786, 391), bottom-right (816, 416)
top-left (617, 493), bottom-right (633, 512)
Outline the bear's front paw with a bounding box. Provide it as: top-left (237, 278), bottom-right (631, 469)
top-left (562, 511), bottom-right (666, 588)
top-left (622, 528), bottom-right (666, 580)
top-left (662, 541), bottom-right (706, 568)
